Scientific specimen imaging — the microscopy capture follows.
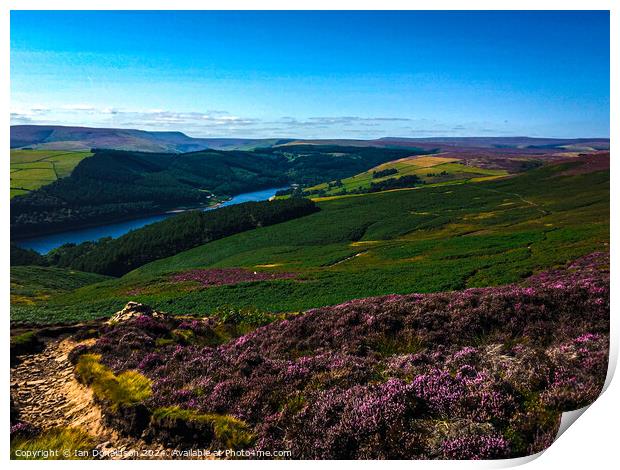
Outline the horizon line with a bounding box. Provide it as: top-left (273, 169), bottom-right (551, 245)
top-left (9, 124), bottom-right (611, 142)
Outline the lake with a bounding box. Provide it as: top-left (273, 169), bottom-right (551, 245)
top-left (15, 187), bottom-right (288, 254)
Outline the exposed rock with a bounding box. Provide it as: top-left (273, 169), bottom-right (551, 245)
top-left (106, 302), bottom-right (165, 325)
top-left (10, 337), bottom-right (170, 460)
top-left (27, 379), bottom-right (45, 385)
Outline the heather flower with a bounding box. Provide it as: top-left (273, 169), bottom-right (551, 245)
top-left (441, 434), bottom-right (510, 459)
top-left (10, 421), bottom-right (39, 438)
top-left (78, 252), bottom-right (609, 459)
top-left (171, 268), bottom-right (296, 287)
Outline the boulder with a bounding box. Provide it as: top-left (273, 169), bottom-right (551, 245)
top-left (107, 302), bottom-right (165, 325)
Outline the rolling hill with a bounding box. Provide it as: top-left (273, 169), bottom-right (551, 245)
top-left (278, 136), bottom-right (610, 152)
top-left (11, 125), bottom-right (610, 154)
top-left (10, 125), bottom-right (291, 153)
top-left (10, 152), bottom-right (609, 324)
top-left (9, 149), bottom-right (610, 461)
top-left (51, 252), bottom-right (606, 459)
top-left (302, 155), bottom-right (509, 197)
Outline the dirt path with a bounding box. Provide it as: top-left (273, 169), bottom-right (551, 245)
top-left (478, 187), bottom-right (550, 216)
top-left (10, 338), bottom-right (169, 460)
top-left (328, 250), bottom-right (368, 267)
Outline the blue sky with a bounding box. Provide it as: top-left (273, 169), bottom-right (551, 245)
top-left (11, 11), bottom-right (609, 138)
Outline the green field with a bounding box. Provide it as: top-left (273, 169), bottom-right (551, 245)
top-left (304, 154), bottom-right (508, 196)
top-left (10, 156), bottom-right (609, 324)
top-left (10, 149), bottom-right (93, 197)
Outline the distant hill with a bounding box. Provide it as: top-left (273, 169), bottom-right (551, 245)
top-left (279, 136), bottom-right (610, 152)
top-left (11, 125), bottom-right (609, 153)
top-left (10, 125), bottom-right (291, 152)
top-left (381, 136), bottom-right (611, 152)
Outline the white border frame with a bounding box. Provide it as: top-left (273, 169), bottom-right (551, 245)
top-left (2, 2), bottom-right (616, 468)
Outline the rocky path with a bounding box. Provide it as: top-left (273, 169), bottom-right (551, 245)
top-left (11, 337), bottom-right (169, 459)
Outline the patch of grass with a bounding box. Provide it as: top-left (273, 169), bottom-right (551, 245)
top-left (75, 354), bottom-right (152, 410)
top-left (373, 335), bottom-right (425, 356)
top-left (11, 427), bottom-right (94, 460)
top-left (171, 328), bottom-right (195, 344)
top-left (11, 266), bottom-right (110, 306)
top-left (11, 330), bottom-right (42, 364)
top-left (214, 305), bottom-right (276, 326)
top-left (152, 406), bottom-right (256, 449)
top-left (155, 337), bottom-right (176, 347)
top-left (11, 330), bottom-right (37, 347)
top-left (279, 394), bottom-right (307, 414)
top-left (10, 149), bottom-right (92, 197)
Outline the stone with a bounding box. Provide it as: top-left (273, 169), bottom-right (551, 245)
top-left (106, 302), bottom-right (166, 324)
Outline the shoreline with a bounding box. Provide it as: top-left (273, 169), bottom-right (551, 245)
top-left (11, 199), bottom-right (229, 243)
top-left (163, 198), bottom-right (229, 214)
top-left (11, 186), bottom-right (288, 252)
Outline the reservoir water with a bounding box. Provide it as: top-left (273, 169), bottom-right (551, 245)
top-left (15, 187), bottom-right (287, 254)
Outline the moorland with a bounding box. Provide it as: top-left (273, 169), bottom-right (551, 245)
top-left (9, 126), bottom-right (610, 459)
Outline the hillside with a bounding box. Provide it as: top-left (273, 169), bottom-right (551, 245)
top-left (278, 136), bottom-right (610, 152)
top-left (13, 252), bottom-right (607, 458)
top-left (302, 155), bottom-right (509, 197)
top-left (11, 125), bottom-right (290, 153)
top-left (10, 146), bottom-right (419, 237)
top-left (10, 266), bottom-right (110, 306)
top-left (12, 125), bottom-right (610, 155)
top-left (10, 151), bottom-right (610, 461)
top-left (10, 153), bottom-right (609, 324)
top-left (43, 198), bottom-right (319, 276)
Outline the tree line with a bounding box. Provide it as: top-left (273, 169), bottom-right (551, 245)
top-left (11, 145), bottom-right (427, 236)
top-left (11, 198), bottom-right (319, 277)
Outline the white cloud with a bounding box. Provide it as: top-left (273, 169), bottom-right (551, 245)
top-left (60, 104), bottom-right (98, 111)
top-left (9, 103), bottom-right (504, 138)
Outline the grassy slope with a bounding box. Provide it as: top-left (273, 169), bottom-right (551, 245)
top-left (10, 149), bottom-right (92, 197)
top-left (11, 266), bottom-right (110, 306)
top-left (11, 157), bottom-right (608, 323)
top-left (304, 154), bottom-right (508, 196)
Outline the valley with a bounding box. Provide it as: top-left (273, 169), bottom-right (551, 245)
top-left (10, 144), bottom-right (421, 238)
top-left (9, 129), bottom-right (610, 460)
top-left (14, 186), bottom-right (288, 254)
top-left (8, 9), bottom-right (611, 462)
top-left (11, 150), bottom-right (609, 324)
